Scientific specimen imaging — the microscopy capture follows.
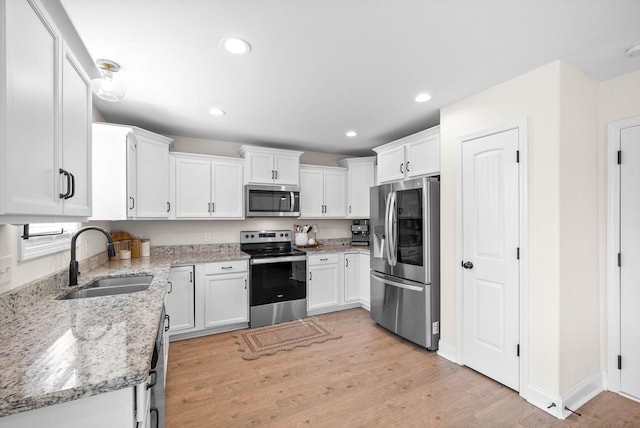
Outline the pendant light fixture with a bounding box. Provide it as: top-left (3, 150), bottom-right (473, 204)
top-left (91, 59), bottom-right (126, 102)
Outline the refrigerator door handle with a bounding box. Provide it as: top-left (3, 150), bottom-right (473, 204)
top-left (385, 192), bottom-right (394, 266)
top-left (389, 191), bottom-right (398, 266)
top-left (371, 273), bottom-right (424, 292)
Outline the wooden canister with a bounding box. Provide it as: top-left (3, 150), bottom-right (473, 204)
top-left (131, 239), bottom-right (141, 258)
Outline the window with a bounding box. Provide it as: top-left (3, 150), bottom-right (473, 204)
top-left (18, 223), bottom-right (79, 261)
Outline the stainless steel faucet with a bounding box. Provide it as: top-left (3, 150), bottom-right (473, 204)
top-left (69, 226), bottom-right (116, 286)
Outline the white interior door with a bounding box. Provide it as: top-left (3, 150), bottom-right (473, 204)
top-left (461, 128), bottom-right (520, 391)
top-left (620, 124), bottom-right (640, 400)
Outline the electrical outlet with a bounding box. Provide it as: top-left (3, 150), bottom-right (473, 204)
top-left (0, 255), bottom-right (12, 285)
top-left (204, 232), bottom-right (212, 242)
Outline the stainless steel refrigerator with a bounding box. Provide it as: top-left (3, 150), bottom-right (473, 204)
top-left (370, 177), bottom-right (440, 350)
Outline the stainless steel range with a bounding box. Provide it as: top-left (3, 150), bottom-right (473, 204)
top-left (241, 230), bottom-right (307, 328)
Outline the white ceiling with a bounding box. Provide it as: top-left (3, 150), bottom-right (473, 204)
top-left (60, 0), bottom-right (640, 156)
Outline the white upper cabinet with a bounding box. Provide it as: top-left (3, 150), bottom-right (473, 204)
top-left (0, 0), bottom-right (92, 222)
top-left (373, 125), bottom-right (440, 184)
top-left (91, 123), bottom-right (172, 220)
top-left (172, 152), bottom-right (244, 219)
top-left (299, 165), bottom-right (346, 218)
top-left (337, 157), bottom-right (376, 218)
top-left (238, 145), bottom-right (302, 185)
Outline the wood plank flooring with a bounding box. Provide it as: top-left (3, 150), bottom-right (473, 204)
top-left (166, 308), bottom-right (640, 427)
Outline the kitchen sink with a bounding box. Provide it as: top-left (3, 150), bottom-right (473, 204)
top-left (60, 274), bottom-right (154, 299)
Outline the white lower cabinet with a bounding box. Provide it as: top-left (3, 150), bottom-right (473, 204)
top-left (0, 387), bottom-right (138, 428)
top-left (204, 268), bottom-right (249, 328)
top-left (307, 252), bottom-right (369, 315)
top-left (166, 266), bottom-right (195, 333)
top-left (344, 253), bottom-right (360, 304)
top-left (359, 253), bottom-right (371, 310)
top-left (308, 254), bottom-right (341, 313)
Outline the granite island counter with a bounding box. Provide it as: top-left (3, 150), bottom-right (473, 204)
top-left (0, 249), bottom-right (249, 424)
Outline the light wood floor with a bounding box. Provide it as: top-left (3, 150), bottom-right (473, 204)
top-left (166, 308), bottom-right (640, 427)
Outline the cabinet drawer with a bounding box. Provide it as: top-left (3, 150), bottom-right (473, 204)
top-left (308, 253), bottom-right (340, 266)
top-left (205, 260), bottom-right (248, 275)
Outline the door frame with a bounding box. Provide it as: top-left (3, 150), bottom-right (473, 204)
top-left (455, 118), bottom-right (529, 398)
top-left (606, 116), bottom-right (640, 396)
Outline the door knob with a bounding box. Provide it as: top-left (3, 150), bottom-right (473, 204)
top-left (462, 261), bottom-right (474, 269)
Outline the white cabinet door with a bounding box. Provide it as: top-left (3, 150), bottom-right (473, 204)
top-left (344, 253), bottom-right (360, 304)
top-left (359, 253), bottom-right (371, 310)
top-left (245, 151), bottom-right (274, 184)
top-left (300, 168), bottom-right (324, 217)
top-left (273, 154), bottom-right (300, 185)
top-left (135, 137), bottom-right (170, 217)
top-left (345, 159), bottom-right (375, 218)
top-left (1, 0), bottom-right (60, 216)
top-left (323, 169), bottom-right (346, 218)
top-left (377, 146), bottom-right (405, 183)
top-left (308, 264), bottom-right (340, 311)
top-left (174, 157), bottom-right (211, 218)
top-left (211, 160), bottom-right (243, 218)
top-left (405, 133), bottom-right (440, 177)
top-left (203, 273), bottom-right (248, 328)
top-left (167, 266), bottom-right (195, 333)
top-left (60, 44), bottom-right (92, 216)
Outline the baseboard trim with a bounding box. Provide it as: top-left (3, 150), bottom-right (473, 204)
top-left (436, 340), bottom-right (457, 363)
top-left (560, 371), bottom-right (604, 419)
top-left (526, 371), bottom-right (604, 419)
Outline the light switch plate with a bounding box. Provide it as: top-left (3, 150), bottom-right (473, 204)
top-left (0, 255), bottom-right (12, 285)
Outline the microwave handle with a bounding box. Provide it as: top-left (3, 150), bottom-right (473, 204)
top-left (290, 192), bottom-right (295, 212)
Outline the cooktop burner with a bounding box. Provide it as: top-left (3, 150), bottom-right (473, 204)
top-left (240, 230), bottom-right (305, 258)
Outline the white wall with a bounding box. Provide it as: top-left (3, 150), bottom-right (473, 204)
top-left (597, 70), bottom-right (640, 371)
top-left (557, 63), bottom-right (600, 394)
top-left (108, 218), bottom-right (350, 247)
top-left (170, 135), bottom-right (350, 166)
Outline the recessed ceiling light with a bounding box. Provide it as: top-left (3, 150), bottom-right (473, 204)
top-left (625, 42), bottom-right (640, 57)
top-left (221, 37), bottom-right (252, 55)
top-left (208, 107), bottom-right (226, 116)
top-left (414, 93), bottom-right (432, 103)
top-left (346, 131), bottom-right (357, 138)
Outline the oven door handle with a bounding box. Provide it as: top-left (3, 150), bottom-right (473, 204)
top-left (251, 255), bottom-right (307, 265)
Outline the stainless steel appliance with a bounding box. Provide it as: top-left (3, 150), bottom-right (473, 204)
top-left (245, 185), bottom-right (300, 217)
top-left (241, 230), bottom-right (307, 327)
top-left (148, 307), bottom-right (167, 428)
top-left (351, 220), bottom-right (370, 246)
top-left (369, 177), bottom-right (440, 350)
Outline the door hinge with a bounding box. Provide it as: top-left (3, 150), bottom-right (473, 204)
top-left (517, 344), bottom-right (520, 357)
top-left (618, 150), bottom-right (622, 165)
top-left (516, 150), bottom-right (520, 163)
top-left (618, 253), bottom-right (621, 267)
top-left (618, 354), bottom-right (622, 370)
top-left (517, 247), bottom-right (520, 260)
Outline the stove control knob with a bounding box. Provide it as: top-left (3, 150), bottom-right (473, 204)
top-left (280, 233), bottom-right (284, 237)
top-left (244, 234), bottom-right (249, 238)
top-left (251, 234), bottom-right (255, 238)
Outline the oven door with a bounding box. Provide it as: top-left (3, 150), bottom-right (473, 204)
top-left (245, 185), bottom-right (300, 217)
top-left (250, 256), bottom-right (307, 305)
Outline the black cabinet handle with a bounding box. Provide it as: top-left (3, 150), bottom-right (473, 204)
top-left (165, 314), bottom-right (170, 332)
top-left (274, 170), bottom-right (278, 180)
top-left (68, 172), bottom-right (75, 199)
top-left (400, 163), bottom-right (404, 174)
top-left (406, 161), bottom-right (410, 172)
top-left (147, 370), bottom-right (157, 389)
top-left (150, 407), bottom-right (159, 428)
top-left (167, 281), bottom-right (172, 294)
top-left (59, 169), bottom-right (71, 199)
top-left (129, 196), bottom-right (135, 210)
top-left (167, 201), bottom-right (170, 212)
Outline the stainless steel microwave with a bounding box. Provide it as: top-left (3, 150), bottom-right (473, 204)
top-left (245, 185), bottom-right (300, 217)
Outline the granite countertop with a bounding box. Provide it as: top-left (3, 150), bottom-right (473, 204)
top-left (0, 249), bottom-right (249, 418)
top-left (299, 244), bottom-right (370, 254)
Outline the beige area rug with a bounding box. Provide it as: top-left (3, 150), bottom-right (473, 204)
top-left (233, 317), bottom-right (342, 360)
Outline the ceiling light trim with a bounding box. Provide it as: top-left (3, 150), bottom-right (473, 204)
top-left (221, 37), bottom-right (252, 55)
top-left (414, 93), bottom-right (432, 103)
